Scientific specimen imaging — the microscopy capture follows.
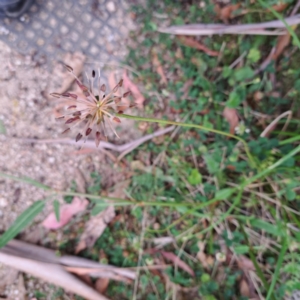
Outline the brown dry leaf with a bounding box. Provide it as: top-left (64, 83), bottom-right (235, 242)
top-left (240, 278), bottom-right (251, 297)
top-left (272, 32), bottom-right (291, 60)
top-left (123, 70), bottom-right (145, 107)
top-left (76, 206), bottom-right (116, 253)
top-left (95, 278), bottom-right (110, 294)
top-left (215, 3), bottom-right (241, 23)
top-left (152, 49), bottom-right (167, 84)
top-left (197, 242), bottom-right (214, 270)
top-left (160, 251), bottom-right (195, 277)
top-left (223, 107), bottom-right (239, 135)
top-left (237, 256), bottom-right (255, 271)
top-left (270, 3), bottom-right (288, 12)
top-left (177, 36), bottom-right (219, 57)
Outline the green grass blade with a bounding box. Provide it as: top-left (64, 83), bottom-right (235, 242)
top-left (266, 238), bottom-right (288, 300)
top-left (258, 0), bottom-right (300, 49)
top-left (0, 200), bottom-right (45, 248)
top-left (53, 200), bottom-right (60, 222)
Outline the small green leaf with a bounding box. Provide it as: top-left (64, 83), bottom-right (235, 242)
top-left (0, 120), bottom-right (6, 134)
top-left (0, 200), bottom-right (45, 248)
top-left (247, 48), bottom-right (261, 63)
top-left (188, 169), bottom-right (202, 186)
top-left (226, 90), bottom-right (241, 108)
top-left (91, 203), bottom-right (106, 215)
top-left (250, 219), bottom-right (282, 236)
top-left (215, 188), bottom-right (234, 200)
top-left (53, 200), bottom-right (60, 222)
top-left (233, 66), bottom-right (254, 81)
top-left (204, 154), bottom-right (219, 175)
top-left (286, 188), bottom-right (296, 201)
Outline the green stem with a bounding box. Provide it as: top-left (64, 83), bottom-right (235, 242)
top-left (116, 113), bottom-right (256, 167)
top-left (240, 224), bottom-right (273, 298)
top-left (266, 238), bottom-right (288, 300)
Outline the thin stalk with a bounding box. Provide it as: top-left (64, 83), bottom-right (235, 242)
top-left (116, 113), bottom-right (256, 167)
top-left (266, 238), bottom-right (288, 300)
top-left (240, 224), bottom-right (272, 298)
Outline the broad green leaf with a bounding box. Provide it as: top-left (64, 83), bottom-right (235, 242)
top-left (286, 188), bottom-right (296, 201)
top-left (53, 200), bottom-right (60, 222)
top-left (250, 219), bottom-right (282, 236)
top-left (0, 200), bottom-right (45, 248)
top-left (215, 188), bottom-right (234, 200)
top-left (188, 169), bottom-right (202, 186)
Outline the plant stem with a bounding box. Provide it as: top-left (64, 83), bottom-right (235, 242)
top-left (116, 113), bottom-right (256, 167)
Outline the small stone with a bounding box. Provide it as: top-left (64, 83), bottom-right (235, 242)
top-left (0, 197), bottom-right (8, 207)
top-left (106, 1), bottom-right (116, 12)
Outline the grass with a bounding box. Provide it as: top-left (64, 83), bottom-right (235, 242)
top-left (1, 0), bottom-right (300, 299)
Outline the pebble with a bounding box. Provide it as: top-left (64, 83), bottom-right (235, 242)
top-left (0, 197), bottom-right (8, 207)
top-left (106, 1), bottom-right (116, 12)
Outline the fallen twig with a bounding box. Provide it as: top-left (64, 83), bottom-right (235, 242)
top-left (0, 240), bottom-right (137, 300)
top-left (158, 15), bottom-right (300, 36)
top-left (12, 126), bottom-right (175, 155)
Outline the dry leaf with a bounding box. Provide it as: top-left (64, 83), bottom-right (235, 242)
top-left (197, 242), bottom-right (214, 269)
top-left (272, 32), bottom-right (291, 60)
top-left (160, 251), bottom-right (195, 277)
top-left (215, 3), bottom-right (241, 23)
top-left (123, 70), bottom-right (145, 107)
top-left (270, 3), bottom-right (288, 13)
top-left (42, 197), bottom-right (88, 230)
top-left (237, 256), bottom-right (255, 271)
top-left (75, 168), bottom-right (87, 193)
top-left (240, 278), bottom-right (251, 297)
top-left (76, 206), bottom-right (116, 253)
top-left (95, 278), bottom-right (110, 294)
top-left (223, 107), bottom-right (239, 135)
top-left (152, 50), bottom-right (167, 84)
top-left (177, 36), bottom-right (219, 56)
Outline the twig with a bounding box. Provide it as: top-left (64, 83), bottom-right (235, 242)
top-left (260, 110), bottom-right (292, 137)
top-left (12, 126), bottom-right (175, 155)
top-left (158, 15), bottom-right (300, 36)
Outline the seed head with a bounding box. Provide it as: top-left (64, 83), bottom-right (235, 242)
top-left (51, 66), bottom-right (134, 147)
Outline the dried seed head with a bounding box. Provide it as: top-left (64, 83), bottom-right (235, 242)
top-left (69, 93), bottom-right (78, 99)
top-left (50, 93), bottom-right (61, 98)
top-left (62, 92), bottom-right (70, 97)
top-left (53, 65), bottom-right (137, 147)
top-left (95, 131), bottom-right (101, 147)
top-left (65, 64), bottom-right (73, 72)
top-left (100, 84), bottom-right (106, 92)
top-left (113, 117), bottom-right (121, 123)
top-left (76, 133), bottom-right (83, 142)
top-left (62, 128), bottom-right (70, 134)
top-left (86, 128), bottom-right (92, 136)
top-left (65, 117), bottom-right (80, 124)
top-left (123, 91), bottom-right (131, 98)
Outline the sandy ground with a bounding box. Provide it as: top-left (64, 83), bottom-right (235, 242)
top-left (0, 2), bottom-right (138, 298)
